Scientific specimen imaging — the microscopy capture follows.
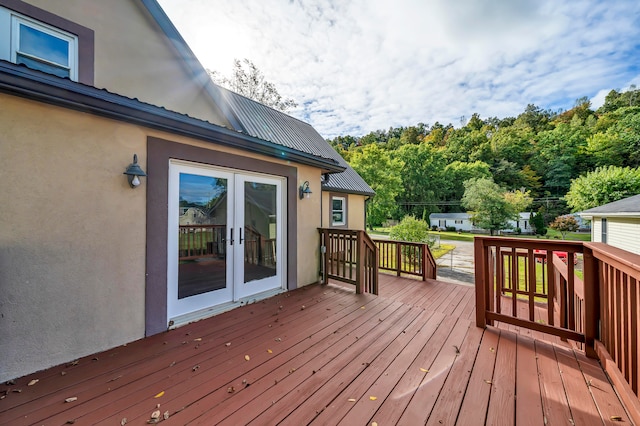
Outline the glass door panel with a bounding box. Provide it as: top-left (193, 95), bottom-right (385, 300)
top-left (235, 175), bottom-right (284, 299)
top-left (168, 162), bottom-right (234, 320)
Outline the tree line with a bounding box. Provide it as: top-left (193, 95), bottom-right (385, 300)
top-left (328, 88), bottom-right (640, 230)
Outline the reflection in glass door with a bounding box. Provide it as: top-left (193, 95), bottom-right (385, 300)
top-left (235, 176), bottom-right (283, 299)
top-left (168, 163), bottom-right (234, 320)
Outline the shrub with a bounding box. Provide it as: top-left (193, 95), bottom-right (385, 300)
top-left (389, 216), bottom-right (437, 248)
top-left (445, 226), bottom-right (457, 232)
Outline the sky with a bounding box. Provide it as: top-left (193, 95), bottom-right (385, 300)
top-left (157, 0), bottom-right (640, 139)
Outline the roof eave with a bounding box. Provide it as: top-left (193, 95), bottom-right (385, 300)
top-left (0, 63), bottom-right (345, 173)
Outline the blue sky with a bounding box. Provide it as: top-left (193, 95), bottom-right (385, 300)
top-left (158, 0), bottom-right (640, 138)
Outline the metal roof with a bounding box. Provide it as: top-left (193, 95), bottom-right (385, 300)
top-left (213, 85), bottom-right (375, 196)
top-left (580, 194), bottom-right (640, 217)
top-left (143, 0), bottom-right (374, 197)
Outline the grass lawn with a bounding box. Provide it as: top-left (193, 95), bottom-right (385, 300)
top-left (431, 243), bottom-right (455, 259)
top-left (369, 227), bottom-right (590, 243)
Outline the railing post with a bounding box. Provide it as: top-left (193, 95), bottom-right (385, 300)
top-left (474, 238), bottom-right (487, 328)
top-left (320, 229), bottom-right (329, 284)
top-left (356, 231), bottom-right (364, 294)
top-left (583, 246), bottom-right (599, 358)
top-left (422, 243), bottom-right (427, 281)
top-left (395, 242), bottom-right (402, 277)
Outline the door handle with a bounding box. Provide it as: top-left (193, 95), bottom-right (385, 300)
top-left (239, 228), bottom-right (243, 244)
top-left (229, 228), bottom-right (234, 245)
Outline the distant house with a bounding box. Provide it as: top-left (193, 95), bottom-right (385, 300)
top-left (579, 194), bottom-right (640, 255)
top-left (429, 212), bottom-right (532, 233)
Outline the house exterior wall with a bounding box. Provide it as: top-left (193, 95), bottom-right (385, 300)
top-left (607, 218), bottom-right (640, 255)
top-left (321, 192), bottom-right (367, 231)
top-left (3, 0), bottom-right (230, 127)
top-left (0, 93), bottom-right (323, 381)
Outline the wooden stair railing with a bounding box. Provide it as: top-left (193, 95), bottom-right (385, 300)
top-left (319, 228), bottom-right (378, 294)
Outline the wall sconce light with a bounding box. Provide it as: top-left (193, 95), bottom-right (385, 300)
top-left (299, 181), bottom-right (312, 199)
top-left (123, 154), bottom-right (146, 188)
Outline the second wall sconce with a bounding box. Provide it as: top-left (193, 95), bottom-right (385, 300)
top-left (299, 181), bottom-right (312, 199)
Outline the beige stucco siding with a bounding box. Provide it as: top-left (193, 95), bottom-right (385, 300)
top-left (19, 0), bottom-right (230, 127)
top-left (0, 94), bottom-right (147, 381)
top-left (607, 218), bottom-right (640, 255)
top-left (321, 191), bottom-right (368, 230)
top-left (0, 93), bottom-right (327, 381)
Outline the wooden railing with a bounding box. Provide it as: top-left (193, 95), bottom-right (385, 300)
top-left (180, 225), bottom-right (274, 267)
top-left (179, 225), bottom-right (226, 259)
top-left (374, 239), bottom-right (437, 281)
top-left (475, 237), bottom-right (640, 421)
top-left (474, 237), bottom-right (586, 343)
top-left (319, 228), bottom-right (379, 294)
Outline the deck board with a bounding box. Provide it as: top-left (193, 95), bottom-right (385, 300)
top-left (0, 276), bottom-right (633, 425)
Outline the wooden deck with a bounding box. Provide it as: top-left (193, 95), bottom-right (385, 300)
top-left (0, 275), bottom-right (633, 425)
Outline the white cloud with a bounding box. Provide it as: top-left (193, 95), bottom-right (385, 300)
top-left (158, 0), bottom-right (640, 138)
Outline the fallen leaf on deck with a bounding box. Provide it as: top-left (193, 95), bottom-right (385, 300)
top-left (361, 306), bottom-right (366, 310)
top-left (228, 387), bottom-right (235, 393)
top-left (372, 422), bottom-right (378, 426)
top-left (194, 338), bottom-right (202, 342)
top-left (28, 379), bottom-right (39, 386)
top-left (610, 416), bottom-right (623, 422)
top-left (348, 398), bottom-right (356, 402)
top-left (420, 368), bottom-right (429, 373)
top-left (151, 410), bottom-right (161, 419)
top-left (267, 349), bottom-right (273, 354)
top-left (192, 365), bottom-right (200, 371)
top-left (163, 411), bottom-right (170, 420)
top-left (154, 391), bottom-right (165, 398)
top-left (5, 380), bottom-right (16, 385)
top-left (245, 355), bottom-right (251, 361)
top-left (489, 347), bottom-right (495, 352)
top-left (484, 380), bottom-right (492, 384)
top-left (225, 342), bottom-right (231, 347)
top-left (369, 396), bottom-right (377, 401)
top-left (65, 397), bottom-right (78, 403)
top-left (275, 337), bottom-right (282, 342)
top-left (289, 368), bottom-right (296, 373)
top-left (61, 371), bottom-right (66, 376)
top-left (120, 419), bottom-right (127, 426)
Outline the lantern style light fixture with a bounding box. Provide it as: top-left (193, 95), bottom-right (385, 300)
top-left (123, 154), bottom-right (146, 188)
top-left (299, 181), bottom-right (312, 199)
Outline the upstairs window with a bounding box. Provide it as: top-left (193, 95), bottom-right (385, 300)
top-left (1, 6), bottom-right (78, 81)
top-left (601, 218), bottom-right (607, 243)
top-left (332, 196), bottom-right (346, 227)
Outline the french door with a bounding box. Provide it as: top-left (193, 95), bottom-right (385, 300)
top-left (167, 161), bottom-right (285, 322)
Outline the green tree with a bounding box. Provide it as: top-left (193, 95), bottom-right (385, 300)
top-left (443, 161), bottom-right (492, 205)
top-left (208, 59), bottom-right (297, 112)
top-left (393, 142), bottom-right (447, 219)
top-left (549, 215), bottom-right (579, 239)
top-left (565, 166), bottom-right (640, 211)
top-left (350, 144), bottom-right (404, 228)
top-left (461, 178), bottom-right (517, 235)
top-left (530, 207), bottom-right (547, 236)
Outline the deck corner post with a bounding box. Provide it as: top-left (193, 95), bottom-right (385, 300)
top-left (422, 243), bottom-right (428, 281)
top-left (474, 237), bottom-right (487, 328)
top-left (583, 245), bottom-right (599, 359)
top-left (356, 231), bottom-right (364, 294)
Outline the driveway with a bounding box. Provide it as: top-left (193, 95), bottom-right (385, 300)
top-left (435, 239), bottom-right (475, 285)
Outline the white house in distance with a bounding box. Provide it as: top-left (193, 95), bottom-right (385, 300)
top-left (579, 194), bottom-right (640, 255)
top-left (429, 212), bottom-right (532, 233)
